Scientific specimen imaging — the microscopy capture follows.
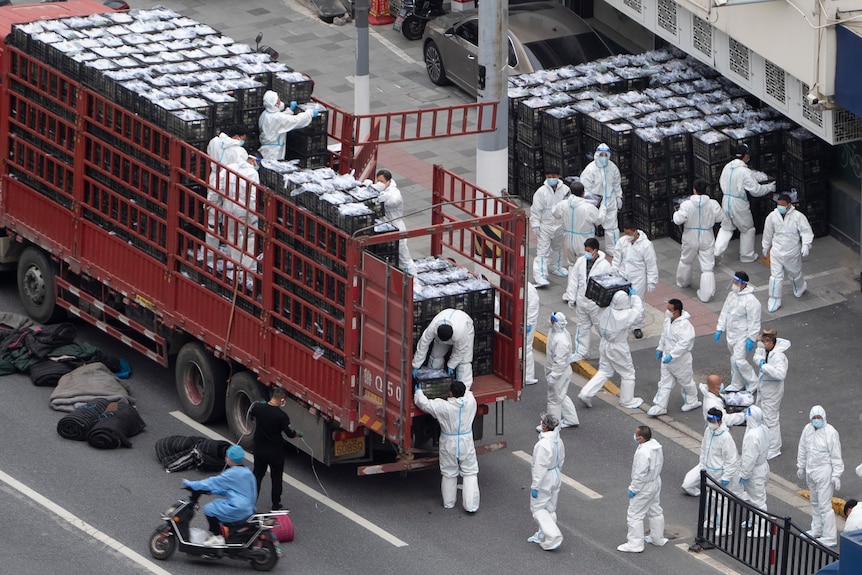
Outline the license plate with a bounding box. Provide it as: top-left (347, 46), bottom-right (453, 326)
top-left (393, 9), bottom-right (407, 31)
top-left (334, 436), bottom-right (365, 457)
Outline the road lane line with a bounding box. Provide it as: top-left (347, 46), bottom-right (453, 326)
top-left (169, 411), bottom-right (409, 548)
top-left (675, 543), bottom-right (741, 574)
top-left (369, 27), bottom-right (421, 66)
top-left (0, 468), bottom-right (173, 575)
top-left (512, 450), bottom-right (603, 499)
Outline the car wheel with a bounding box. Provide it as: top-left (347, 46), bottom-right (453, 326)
top-left (424, 41), bottom-right (450, 86)
top-left (402, 16), bottom-right (426, 41)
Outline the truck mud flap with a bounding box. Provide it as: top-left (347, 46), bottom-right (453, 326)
top-left (356, 440), bottom-right (507, 476)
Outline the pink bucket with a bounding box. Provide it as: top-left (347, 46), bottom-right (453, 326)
top-left (270, 514), bottom-right (294, 542)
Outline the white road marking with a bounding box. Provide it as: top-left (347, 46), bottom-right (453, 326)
top-left (369, 26), bottom-right (421, 66)
top-left (512, 450), bottom-right (603, 499)
top-left (675, 543), bottom-right (742, 574)
top-left (169, 411), bottom-right (409, 547)
top-left (0, 468), bottom-right (173, 575)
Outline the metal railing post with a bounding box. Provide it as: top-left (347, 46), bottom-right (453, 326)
top-left (779, 516), bottom-right (791, 575)
top-left (695, 469), bottom-right (707, 543)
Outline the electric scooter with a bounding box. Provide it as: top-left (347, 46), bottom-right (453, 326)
top-left (393, 0), bottom-right (446, 41)
top-left (148, 488), bottom-right (285, 572)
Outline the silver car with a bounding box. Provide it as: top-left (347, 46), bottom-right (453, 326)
top-left (423, 1), bottom-right (613, 96)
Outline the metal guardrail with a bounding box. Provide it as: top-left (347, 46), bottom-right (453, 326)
top-left (691, 470), bottom-right (839, 575)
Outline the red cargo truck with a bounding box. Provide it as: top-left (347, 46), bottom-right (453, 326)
top-left (0, 5), bottom-right (526, 473)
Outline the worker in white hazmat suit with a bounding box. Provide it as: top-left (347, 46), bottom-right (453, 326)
top-left (564, 238), bottom-right (612, 361)
top-left (530, 167), bottom-right (570, 286)
top-left (373, 169), bottom-right (416, 276)
top-left (715, 271), bottom-right (761, 392)
top-left (580, 143), bottom-right (623, 259)
top-left (753, 329), bottom-right (789, 459)
top-left (739, 405), bottom-right (770, 537)
top-left (539, 312), bottom-right (579, 429)
top-left (578, 290), bottom-right (644, 410)
top-left (762, 193), bottom-right (814, 313)
top-left (672, 178), bottom-right (724, 302)
top-left (797, 405), bottom-right (844, 547)
top-left (714, 143), bottom-right (776, 263)
top-left (258, 90), bottom-right (317, 161)
top-left (412, 308), bottom-right (475, 390)
top-left (617, 425), bottom-right (667, 553)
top-left (701, 408), bottom-right (740, 537)
top-left (413, 381), bottom-right (479, 512)
top-left (612, 221), bottom-right (658, 338)
top-left (552, 180), bottom-right (599, 265)
top-left (222, 155), bottom-right (261, 271)
top-left (207, 124), bottom-right (249, 182)
top-left (524, 282), bottom-right (540, 385)
top-left (528, 413), bottom-right (566, 551)
top-left (647, 298), bottom-right (701, 417)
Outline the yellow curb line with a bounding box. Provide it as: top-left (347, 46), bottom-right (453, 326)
top-left (532, 331), bottom-right (620, 395)
top-left (797, 489), bottom-right (847, 517)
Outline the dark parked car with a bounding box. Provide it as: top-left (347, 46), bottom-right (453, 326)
top-left (423, 1), bottom-right (613, 96)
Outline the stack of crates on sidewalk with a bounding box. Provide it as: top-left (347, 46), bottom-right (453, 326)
top-left (693, 129), bottom-right (732, 198)
top-left (514, 93), bottom-right (573, 203)
top-left (781, 128), bottom-right (831, 237)
top-left (542, 106), bottom-right (582, 183)
top-left (412, 257), bottom-right (497, 377)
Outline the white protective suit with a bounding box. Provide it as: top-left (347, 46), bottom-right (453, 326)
top-left (580, 291), bottom-right (644, 408)
top-left (258, 90), bottom-right (314, 161)
top-left (714, 158), bottom-right (775, 262)
top-left (413, 388), bottom-right (480, 512)
top-left (530, 427), bottom-right (566, 550)
top-left (672, 194), bottom-right (724, 302)
top-left (612, 230), bottom-right (658, 330)
top-left (580, 151), bottom-right (623, 258)
top-left (530, 180), bottom-right (571, 285)
top-left (206, 151), bottom-right (260, 269)
top-left (412, 309), bottom-right (475, 390)
top-left (524, 282), bottom-right (540, 385)
top-left (762, 205), bottom-right (814, 312)
top-left (375, 178), bottom-right (416, 276)
top-left (701, 420), bottom-right (740, 532)
top-left (552, 194), bottom-right (599, 264)
top-left (754, 338), bottom-right (790, 459)
top-left (797, 405), bottom-right (844, 547)
top-left (544, 313), bottom-right (579, 426)
top-left (564, 250), bottom-right (612, 361)
top-left (624, 437), bottom-right (666, 551)
top-left (739, 405), bottom-right (770, 536)
top-left (651, 311), bottom-right (700, 413)
top-left (845, 508), bottom-right (862, 533)
top-left (716, 284), bottom-right (761, 392)
top-left (207, 132), bottom-right (247, 189)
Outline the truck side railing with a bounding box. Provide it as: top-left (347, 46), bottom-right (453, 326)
top-left (693, 470), bottom-right (839, 575)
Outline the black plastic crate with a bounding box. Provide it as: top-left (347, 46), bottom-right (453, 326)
top-left (473, 331), bottom-right (494, 355)
top-left (271, 73), bottom-right (314, 103)
top-left (782, 154), bottom-right (825, 179)
top-left (580, 113), bottom-right (604, 141)
top-left (668, 174), bottom-right (693, 197)
top-left (633, 195), bottom-right (669, 220)
top-left (634, 155), bottom-right (668, 180)
top-left (517, 123), bottom-right (542, 147)
top-left (665, 132), bottom-right (691, 155)
top-left (516, 140), bottom-right (543, 167)
top-left (518, 100), bottom-right (552, 129)
top-left (288, 130), bottom-right (328, 155)
top-left (632, 176), bottom-right (669, 200)
top-left (632, 212), bottom-right (670, 239)
top-left (808, 215), bottom-right (830, 238)
top-left (693, 158), bottom-right (725, 183)
top-left (603, 122), bottom-right (632, 151)
top-left (473, 314), bottom-right (494, 334)
top-left (781, 173), bottom-right (825, 196)
top-left (692, 130), bottom-right (731, 163)
top-left (469, 287), bottom-right (495, 313)
top-left (518, 162), bottom-right (544, 193)
top-left (542, 109), bottom-right (579, 138)
top-left (750, 151), bottom-right (780, 175)
top-left (544, 153), bottom-right (582, 178)
top-left (632, 131), bottom-right (667, 160)
top-left (472, 352), bottom-right (494, 377)
top-left (721, 131), bottom-right (759, 159)
top-left (585, 272), bottom-right (631, 307)
top-left (667, 151), bottom-right (692, 176)
top-left (543, 134), bottom-right (579, 158)
top-left (783, 128), bottom-right (825, 159)
top-left (287, 151), bottom-right (329, 169)
top-left (753, 130), bottom-right (783, 153)
top-left (413, 368), bottom-right (453, 399)
top-left (164, 110), bottom-right (211, 141)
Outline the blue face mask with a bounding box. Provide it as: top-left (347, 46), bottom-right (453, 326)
top-left (238, 139), bottom-right (246, 147)
top-left (777, 205), bottom-right (787, 215)
top-left (585, 251), bottom-right (593, 261)
top-left (596, 155), bottom-right (609, 168)
top-left (546, 178), bottom-right (559, 188)
top-left (812, 419), bottom-right (824, 429)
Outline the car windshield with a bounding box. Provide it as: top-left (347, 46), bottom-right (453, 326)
top-left (522, 33), bottom-right (609, 70)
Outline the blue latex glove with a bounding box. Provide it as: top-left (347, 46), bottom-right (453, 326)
top-left (530, 489), bottom-right (538, 498)
top-left (526, 324), bottom-right (532, 334)
top-left (412, 368), bottom-right (419, 379)
top-left (289, 100), bottom-right (297, 111)
top-left (746, 338), bottom-right (755, 352)
top-left (627, 286), bottom-right (636, 296)
top-left (627, 489), bottom-right (636, 499)
top-left (720, 479), bottom-right (730, 487)
top-left (714, 330), bottom-right (723, 342)
top-left (447, 367), bottom-right (455, 377)
top-left (655, 350), bottom-right (663, 361)
top-left (739, 477), bottom-right (749, 486)
top-left (759, 359), bottom-right (767, 368)
top-left (312, 109), bottom-right (320, 118)
top-left (414, 383), bottom-right (421, 392)
top-left (662, 354), bottom-right (672, 364)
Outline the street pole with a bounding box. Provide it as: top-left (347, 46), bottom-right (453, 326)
top-left (355, 0), bottom-right (371, 142)
top-left (475, 0), bottom-right (508, 198)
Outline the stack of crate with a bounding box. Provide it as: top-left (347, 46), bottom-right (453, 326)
top-left (541, 106), bottom-right (581, 180)
top-left (781, 128), bottom-right (831, 237)
top-left (692, 130), bottom-right (731, 198)
top-left (508, 86), bottom-right (533, 200)
top-left (516, 97), bottom-right (551, 204)
top-left (412, 258), bottom-right (497, 377)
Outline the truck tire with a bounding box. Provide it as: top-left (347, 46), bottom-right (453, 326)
top-left (226, 371), bottom-right (267, 450)
top-left (175, 342), bottom-right (228, 423)
top-left (17, 246), bottom-right (65, 324)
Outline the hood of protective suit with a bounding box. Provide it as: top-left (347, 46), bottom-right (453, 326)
top-left (550, 312), bottom-right (568, 330)
top-left (746, 405), bottom-right (764, 428)
top-left (676, 310), bottom-right (691, 322)
top-left (232, 158), bottom-right (258, 180)
top-left (771, 337), bottom-right (791, 354)
top-left (610, 290), bottom-right (630, 310)
top-left (809, 405), bottom-right (826, 423)
top-left (737, 284), bottom-right (756, 296)
top-left (263, 90), bottom-right (280, 112)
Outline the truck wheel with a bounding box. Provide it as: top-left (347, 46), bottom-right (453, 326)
top-left (175, 342), bottom-right (227, 423)
top-left (17, 246), bottom-right (65, 324)
top-left (226, 371), bottom-right (266, 450)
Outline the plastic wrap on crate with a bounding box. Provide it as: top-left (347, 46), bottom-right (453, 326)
top-left (272, 71), bottom-right (314, 103)
top-left (413, 256), bottom-right (455, 275)
top-left (692, 130), bottom-right (731, 163)
top-left (413, 368), bottom-right (453, 400)
top-left (585, 272), bottom-right (631, 307)
top-left (416, 267), bottom-right (472, 286)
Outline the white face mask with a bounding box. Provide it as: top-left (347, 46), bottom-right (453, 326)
top-left (277, 101), bottom-right (286, 112)
top-left (731, 284), bottom-right (741, 293)
top-left (665, 310), bottom-right (673, 320)
top-left (633, 433), bottom-right (639, 444)
top-left (708, 422), bottom-right (720, 431)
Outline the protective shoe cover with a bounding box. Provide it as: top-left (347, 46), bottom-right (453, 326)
top-left (532, 508), bottom-right (563, 550)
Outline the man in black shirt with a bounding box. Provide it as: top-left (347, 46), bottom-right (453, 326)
top-left (250, 386), bottom-right (302, 511)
